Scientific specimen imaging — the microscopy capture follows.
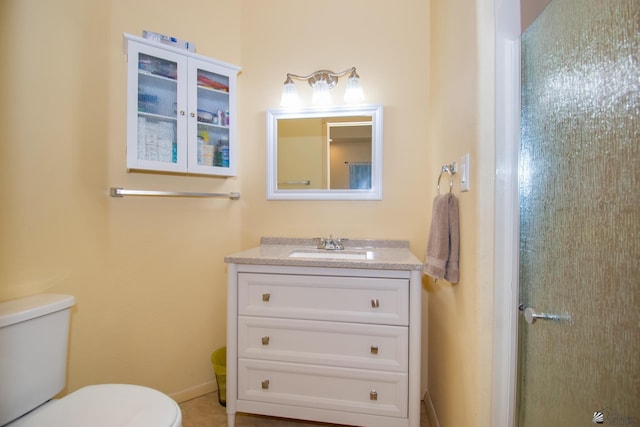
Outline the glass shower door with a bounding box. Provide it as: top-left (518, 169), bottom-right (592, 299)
top-left (517, 0), bottom-right (639, 425)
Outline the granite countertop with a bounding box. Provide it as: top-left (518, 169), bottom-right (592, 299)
top-left (224, 237), bottom-right (423, 271)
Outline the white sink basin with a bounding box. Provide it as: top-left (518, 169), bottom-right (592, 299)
top-left (288, 250), bottom-right (372, 260)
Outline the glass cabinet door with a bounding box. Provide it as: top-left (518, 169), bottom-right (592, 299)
top-left (126, 42), bottom-right (187, 172)
top-left (187, 58), bottom-right (236, 176)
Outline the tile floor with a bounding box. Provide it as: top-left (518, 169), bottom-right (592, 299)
top-left (179, 392), bottom-right (431, 427)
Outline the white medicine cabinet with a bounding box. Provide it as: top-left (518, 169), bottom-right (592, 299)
top-left (124, 33), bottom-right (241, 176)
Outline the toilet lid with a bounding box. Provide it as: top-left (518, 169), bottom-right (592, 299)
top-left (13, 384), bottom-right (181, 427)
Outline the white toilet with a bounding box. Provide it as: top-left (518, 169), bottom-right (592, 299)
top-left (0, 294), bottom-right (182, 427)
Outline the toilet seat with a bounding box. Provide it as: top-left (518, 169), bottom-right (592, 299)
top-left (8, 384), bottom-right (182, 427)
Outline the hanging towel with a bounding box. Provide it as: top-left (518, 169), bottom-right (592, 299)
top-left (423, 193), bottom-right (460, 283)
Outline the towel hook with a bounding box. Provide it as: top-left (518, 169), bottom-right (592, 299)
top-left (437, 162), bottom-right (457, 194)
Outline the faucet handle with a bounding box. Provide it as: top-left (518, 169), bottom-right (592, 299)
top-left (314, 235), bottom-right (348, 250)
top-left (335, 237), bottom-right (348, 250)
top-left (313, 237), bottom-right (326, 249)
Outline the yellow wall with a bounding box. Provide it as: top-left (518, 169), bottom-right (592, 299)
top-left (0, 0), bottom-right (244, 401)
top-left (239, 0), bottom-right (431, 245)
top-left (427, 0), bottom-right (496, 426)
top-left (0, 0), bottom-right (500, 424)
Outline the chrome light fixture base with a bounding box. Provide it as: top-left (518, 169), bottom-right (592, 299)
top-left (306, 70), bottom-right (339, 89)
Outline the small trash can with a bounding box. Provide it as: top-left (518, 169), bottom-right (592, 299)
top-left (210, 347), bottom-right (227, 407)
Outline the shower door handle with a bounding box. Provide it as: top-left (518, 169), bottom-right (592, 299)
top-left (519, 304), bottom-right (571, 324)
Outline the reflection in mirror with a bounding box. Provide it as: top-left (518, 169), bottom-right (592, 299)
top-left (267, 105), bottom-right (383, 200)
top-left (328, 121), bottom-right (372, 189)
top-left (277, 118), bottom-right (372, 190)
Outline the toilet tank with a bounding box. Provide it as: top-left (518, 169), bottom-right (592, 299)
top-left (0, 294), bottom-right (75, 426)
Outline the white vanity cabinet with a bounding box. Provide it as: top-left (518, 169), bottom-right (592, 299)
top-left (226, 261), bottom-right (422, 427)
top-left (124, 33), bottom-right (240, 176)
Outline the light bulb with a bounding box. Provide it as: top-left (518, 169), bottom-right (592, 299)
top-left (311, 80), bottom-right (331, 105)
top-left (344, 73), bottom-right (364, 103)
top-left (280, 78), bottom-right (300, 108)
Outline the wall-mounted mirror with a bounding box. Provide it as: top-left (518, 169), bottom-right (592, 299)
top-left (266, 104), bottom-right (383, 200)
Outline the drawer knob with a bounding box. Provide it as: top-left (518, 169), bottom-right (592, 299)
top-left (371, 298), bottom-right (380, 308)
top-left (370, 390), bottom-right (378, 400)
top-left (370, 345), bottom-right (379, 354)
top-left (261, 379), bottom-right (270, 390)
top-left (262, 293), bottom-right (271, 302)
top-left (261, 336), bottom-right (270, 345)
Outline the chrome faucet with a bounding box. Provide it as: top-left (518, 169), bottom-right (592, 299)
top-left (314, 235), bottom-right (348, 250)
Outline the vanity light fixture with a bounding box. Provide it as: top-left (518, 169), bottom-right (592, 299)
top-left (280, 67), bottom-right (364, 108)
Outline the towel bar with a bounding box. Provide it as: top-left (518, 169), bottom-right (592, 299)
top-left (110, 187), bottom-right (240, 200)
top-left (278, 180), bottom-right (311, 186)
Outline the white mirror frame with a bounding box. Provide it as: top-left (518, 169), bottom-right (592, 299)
top-left (266, 104), bottom-right (383, 200)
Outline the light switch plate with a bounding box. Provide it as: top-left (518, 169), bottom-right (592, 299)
top-left (460, 153), bottom-right (470, 192)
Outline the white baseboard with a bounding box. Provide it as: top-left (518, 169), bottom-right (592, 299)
top-left (423, 390), bottom-right (440, 427)
top-left (169, 380), bottom-right (216, 403)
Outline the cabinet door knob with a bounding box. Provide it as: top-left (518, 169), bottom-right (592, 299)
top-left (261, 379), bottom-right (270, 390)
top-left (370, 390), bottom-right (378, 400)
top-left (370, 345), bottom-right (379, 354)
top-left (189, 112), bottom-right (195, 117)
top-left (371, 298), bottom-right (380, 308)
top-left (261, 336), bottom-right (270, 345)
top-left (262, 293), bottom-right (271, 302)
top-left (179, 110), bottom-right (185, 116)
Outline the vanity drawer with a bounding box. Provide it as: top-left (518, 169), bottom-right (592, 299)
top-left (238, 316), bottom-right (408, 372)
top-left (238, 359), bottom-right (408, 418)
top-left (237, 273), bottom-right (409, 326)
